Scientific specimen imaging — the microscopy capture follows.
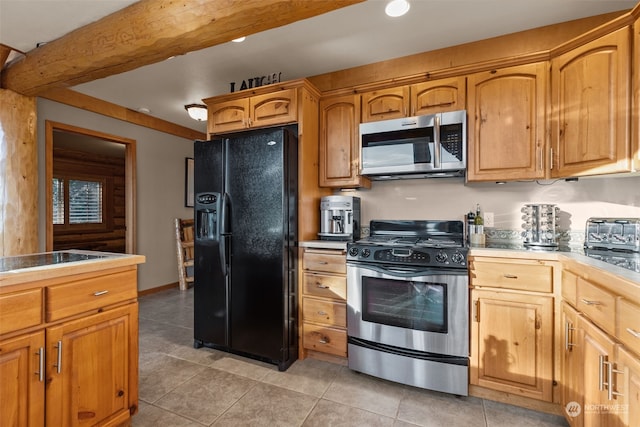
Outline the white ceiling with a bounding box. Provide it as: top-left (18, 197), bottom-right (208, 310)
top-left (1, 0), bottom-right (637, 135)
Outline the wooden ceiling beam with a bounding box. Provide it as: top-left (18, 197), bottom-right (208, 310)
top-left (1, 0), bottom-right (364, 97)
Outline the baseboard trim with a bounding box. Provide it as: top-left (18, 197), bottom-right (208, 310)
top-left (138, 282), bottom-right (180, 297)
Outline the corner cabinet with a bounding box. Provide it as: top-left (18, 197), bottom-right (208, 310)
top-left (0, 256), bottom-right (143, 427)
top-left (206, 88), bottom-right (297, 134)
top-left (466, 62), bottom-right (548, 182)
top-left (550, 27), bottom-right (632, 178)
top-left (319, 94), bottom-right (370, 188)
top-left (360, 77), bottom-right (466, 123)
top-left (469, 256), bottom-right (555, 402)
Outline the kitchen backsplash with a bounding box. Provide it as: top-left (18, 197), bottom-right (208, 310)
top-left (347, 174), bottom-right (640, 248)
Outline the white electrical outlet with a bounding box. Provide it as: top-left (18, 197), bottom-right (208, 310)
top-left (484, 212), bottom-right (495, 227)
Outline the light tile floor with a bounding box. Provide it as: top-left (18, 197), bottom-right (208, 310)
top-left (133, 287), bottom-right (568, 427)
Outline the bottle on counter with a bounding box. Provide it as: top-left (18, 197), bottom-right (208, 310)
top-left (470, 204), bottom-right (486, 246)
top-left (474, 204), bottom-right (484, 234)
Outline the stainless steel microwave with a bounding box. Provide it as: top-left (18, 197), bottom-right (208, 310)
top-left (359, 110), bottom-right (467, 179)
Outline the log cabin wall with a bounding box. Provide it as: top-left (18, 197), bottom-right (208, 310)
top-left (0, 88), bottom-right (38, 256)
top-left (52, 147), bottom-right (126, 253)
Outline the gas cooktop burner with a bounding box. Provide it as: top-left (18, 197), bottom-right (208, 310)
top-left (358, 236), bottom-right (461, 248)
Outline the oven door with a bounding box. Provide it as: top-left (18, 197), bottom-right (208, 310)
top-left (347, 262), bottom-right (468, 358)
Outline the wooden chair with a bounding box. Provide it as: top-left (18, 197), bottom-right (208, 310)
top-left (174, 218), bottom-right (194, 290)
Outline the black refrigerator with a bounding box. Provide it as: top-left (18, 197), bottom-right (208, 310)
top-left (193, 126), bottom-right (298, 371)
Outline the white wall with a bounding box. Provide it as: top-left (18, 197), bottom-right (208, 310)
top-left (37, 99), bottom-right (194, 291)
top-left (347, 175), bottom-right (640, 236)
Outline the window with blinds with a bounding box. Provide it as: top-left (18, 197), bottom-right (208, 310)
top-left (52, 177), bottom-right (105, 227)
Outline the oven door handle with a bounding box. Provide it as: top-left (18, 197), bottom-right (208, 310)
top-left (351, 263), bottom-right (465, 277)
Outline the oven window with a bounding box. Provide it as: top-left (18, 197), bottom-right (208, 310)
top-left (361, 277), bottom-right (447, 333)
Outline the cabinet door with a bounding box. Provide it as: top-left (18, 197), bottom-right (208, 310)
top-left (361, 86), bottom-right (410, 122)
top-left (0, 331), bottom-right (45, 427)
top-left (579, 316), bottom-right (619, 427)
top-left (207, 98), bottom-right (250, 134)
top-left (46, 303), bottom-right (137, 427)
top-left (551, 28), bottom-right (631, 177)
top-left (411, 77), bottom-right (466, 116)
top-left (561, 302), bottom-right (582, 425)
top-left (470, 289), bottom-right (553, 401)
top-left (617, 346), bottom-right (640, 427)
top-left (467, 62), bottom-right (547, 182)
top-left (250, 88), bottom-right (297, 128)
top-left (319, 94), bottom-right (370, 188)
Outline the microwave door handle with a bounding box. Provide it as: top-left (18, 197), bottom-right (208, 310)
top-left (434, 114), bottom-right (441, 168)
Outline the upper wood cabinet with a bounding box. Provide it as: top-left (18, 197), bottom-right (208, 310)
top-left (551, 27), bottom-right (632, 178)
top-left (361, 86), bottom-right (409, 122)
top-left (467, 62), bottom-right (548, 182)
top-left (412, 77), bottom-right (466, 116)
top-left (360, 77), bottom-right (466, 122)
top-left (319, 94), bottom-right (370, 188)
top-left (206, 88), bottom-right (297, 134)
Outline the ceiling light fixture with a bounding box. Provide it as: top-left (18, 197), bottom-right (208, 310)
top-left (385, 0), bottom-right (410, 17)
top-left (184, 104), bottom-right (208, 121)
top-left (232, 36), bottom-right (246, 43)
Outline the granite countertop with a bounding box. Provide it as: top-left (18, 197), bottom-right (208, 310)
top-left (0, 250), bottom-right (145, 290)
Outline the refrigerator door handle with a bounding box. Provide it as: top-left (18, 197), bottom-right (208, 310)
top-left (220, 192), bottom-right (231, 276)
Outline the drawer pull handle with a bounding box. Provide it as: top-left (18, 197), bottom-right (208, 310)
top-left (54, 341), bottom-right (63, 374)
top-left (581, 299), bottom-right (602, 306)
top-left (35, 347), bottom-right (44, 382)
top-left (319, 337), bottom-right (329, 344)
top-left (318, 311), bottom-right (328, 316)
top-left (317, 261), bottom-right (328, 265)
top-left (93, 290), bottom-right (109, 296)
top-left (626, 328), bottom-right (640, 338)
top-left (316, 283), bottom-right (330, 289)
top-left (503, 274), bottom-right (518, 279)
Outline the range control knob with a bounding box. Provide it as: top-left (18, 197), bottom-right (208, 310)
top-left (361, 248), bottom-right (371, 258)
top-left (348, 247), bottom-right (359, 257)
top-left (435, 251), bottom-right (448, 264)
top-left (451, 251), bottom-right (465, 265)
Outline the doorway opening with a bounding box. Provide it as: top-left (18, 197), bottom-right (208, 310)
top-left (45, 121), bottom-right (137, 253)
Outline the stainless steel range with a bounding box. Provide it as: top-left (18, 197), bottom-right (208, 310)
top-left (584, 217), bottom-right (640, 273)
top-left (346, 220), bottom-right (469, 396)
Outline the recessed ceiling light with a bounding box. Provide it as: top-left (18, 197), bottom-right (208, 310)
top-left (385, 0), bottom-right (410, 17)
top-left (138, 107), bottom-right (151, 114)
top-left (232, 36), bottom-right (246, 43)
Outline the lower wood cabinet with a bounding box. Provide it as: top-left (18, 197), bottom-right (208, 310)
top-left (0, 331), bottom-right (45, 426)
top-left (470, 288), bottom-right (553, 402)
top-left (300, 247), bottom-right (347, 358)
top-left (561, 302), bottom-right (581, 425)
top-left (45, 303), bottom-right (138, 427)
top-left (0, 262), bottom-right (141, 427)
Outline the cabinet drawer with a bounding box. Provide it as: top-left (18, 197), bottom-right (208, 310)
top-left (576, 278), bottom-right (615, 335)
top-left (618, 298), bottom-right (640, 356)
top-left (303, 273), bottom-right (346, 300)
top-left (471, 260), bottom-right (553, 292)
top-left (303, 251), bottom-right (346, 274)
top-left (303, 298), bottom-right (346, 327)
top-left (46, 269), bottom-right (137, 322)
top-left (0, 288), bottom-right (42, 335)
top-left (303, 323), bottom-right (347, 357)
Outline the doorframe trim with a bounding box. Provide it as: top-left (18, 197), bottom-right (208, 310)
top-left (45, 120), bottom-right (137, 253)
